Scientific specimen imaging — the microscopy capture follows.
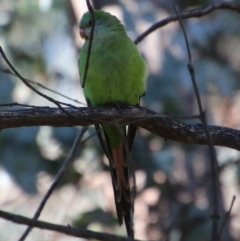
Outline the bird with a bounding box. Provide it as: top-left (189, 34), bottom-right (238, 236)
top-left (78, 9), bottom-right (147, 238)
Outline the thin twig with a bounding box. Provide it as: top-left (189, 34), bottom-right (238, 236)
top-left (81, 0), bottom-right (95, 88)
top-left (18, 127), bottom-right (88, 241)
top-left (217, 195), bottom-right (236, 241)
top-left (0, 210), bottom-right (143, 241)
top-left (0, 68), bottom-right (86, 105)
top-left (0, 47), bottom-right (77, 116)
top-left (135, 2), bottom-right (240, 44)
top-left (174, 5), bottom-right (219, 241)
top-left (0, 102), bottom-right (44, 108)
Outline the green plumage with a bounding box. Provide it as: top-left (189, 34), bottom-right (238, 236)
top-left (78, 10), bottom-right (147, 237)
top-left (79, 10), bottom-right (146, 107)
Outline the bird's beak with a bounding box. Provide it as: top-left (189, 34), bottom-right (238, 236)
top-left (79, 27), bottom-right (85, 39)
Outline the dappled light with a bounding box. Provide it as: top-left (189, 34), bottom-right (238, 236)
top-left (1, 0), bottom-right (240, 241)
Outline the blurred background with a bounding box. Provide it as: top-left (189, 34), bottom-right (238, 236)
top-left (1, 0), bottom-right (240, 240)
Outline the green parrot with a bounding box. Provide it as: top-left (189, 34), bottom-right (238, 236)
top-left (78, 10), bottom-right (147, 237)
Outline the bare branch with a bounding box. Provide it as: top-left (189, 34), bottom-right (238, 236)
top-left (81, 0), bottom-right (95, 88)
top-left (0, 209), bottom-right (144, 241)
top-left (18, 128), bottom-right (87, 241)
top-left (135, 2), bottom-right (240, 44)
top-left (217, 196), bottom-right (236, 241)
top-left (0, 68), bottom-right (85, 105)
top-left (0, 106), bottom-right (240, 151)
top-left (0, 47), bottom-right (77, 116)
top-left (0, 102), bottom-right (42, 108)
top-left (174, 5), bottom-right (219, 240)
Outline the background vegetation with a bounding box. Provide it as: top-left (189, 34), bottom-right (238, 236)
top-left (1, 0), bottom-right (240, 240)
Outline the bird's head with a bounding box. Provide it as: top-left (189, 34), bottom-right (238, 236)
top-left (78, 10), bottom-right (125, 40)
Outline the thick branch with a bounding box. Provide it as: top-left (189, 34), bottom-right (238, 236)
top-left (0, 106), bottom-right (240, 151)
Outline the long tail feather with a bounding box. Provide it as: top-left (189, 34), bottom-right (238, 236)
top-left (111, 142), bottom-right (133, 238)
top-left (96, 126), bottom-right (134, 238)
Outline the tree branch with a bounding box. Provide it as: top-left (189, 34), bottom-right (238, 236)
top-left (1, 105), bottom-right (240, 150)
top-left (174, 5), bottom-right (219, 240)
top-left (0, 47), bottom-right (77, 116)
top-left (18, 128), bottom-right (87, 241)
top-left (0, 209), bottom-right (143, 241)
top-left (135, 2), bottom-right (240, 44)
